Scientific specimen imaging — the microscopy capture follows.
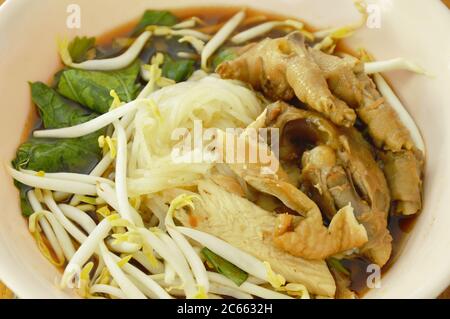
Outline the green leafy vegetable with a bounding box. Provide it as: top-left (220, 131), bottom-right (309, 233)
top-left (13, 135), bottom-right (102, 174)
top-left (31, 82), bottom-right (97, 128)
top-left (13, 81), bottom-right (104, 216)
top-left (162, 54), bottom-right (195, 82)
top-left (212, 48), bottom-right (238, 70)
top-left (17, 182), bottom-right (33, 217)
top-left (327, 257), bottom-right (350, 276)
top-left (57, 60), bottom-right (141, 113)
top-left (12, 132), bottom-right (102, 217)
top-left (133, 10), bottom-right (178, 35)
top-left (68, 36), bottom-right (96, 63)
top-left (201, 247), bottom-right (248, 286)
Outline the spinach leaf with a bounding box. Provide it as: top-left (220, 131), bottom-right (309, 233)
top-left (14, 86), bottom-right (102, 174)
top-left (139, 35), bottom-right (195, 64)
top-left (162, 54), bottom-right (195, 82)
top-left (212, 47), bottom-right (238, 70)
top-left (68, 36), bottom-right (96, 63)
top-left (133, 10), bottom-right (177, 35)
top-left (52, 68), bottom-right (67, 88)
top-left (12, 132), bottom-right (102, 217)
top-left (13, 81), bottom-right (104, 216)
top-left (17, 182), bottom-right (33, 217)
top-left (57, 60), bottom-right (141, 113)
top-left (201, 247), bottom-right (248, 286)
top-left (13, 134), bottom-right (102, 174)
top-left (31, 82), bottom-right (97, 129)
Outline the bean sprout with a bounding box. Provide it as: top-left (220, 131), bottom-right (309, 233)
top-left (365, 58), bottom-right (427, 75)
top-left (231, 19), bottom-right (304, 44)
top-left (28, 190), bottom-right (65, 263)
top-left (60, 31), bottom-right (152, 71)
top-left (201, 10), bottom-right (245, 70)
top-left (99, 242), bottom-right (146, 299)
top-left (33, 99), bottom-right (145, 139)
top-left (7, 165), bottom-right (96, 195)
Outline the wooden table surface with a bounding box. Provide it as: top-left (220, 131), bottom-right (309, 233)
top-left (0, 0), bottom-right (449, 299)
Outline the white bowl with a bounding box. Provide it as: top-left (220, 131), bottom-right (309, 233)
top-left (0, 0), bottom-right (449, 299)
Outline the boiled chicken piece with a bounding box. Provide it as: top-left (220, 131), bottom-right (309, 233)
top-left (310, 47), bottom-right (415, 152)
top-left (380, 150), bottom-right (423, 215)
top-left (301, 145), bottom-right (340, 219)
top-left (245, 176), bottom-right (368, 260)
top-left (174, 179), bottom-right (337, 297)
top-left (309, 48), bottom-right (363, 108)
top-left (356, 72), bottom-right (414, 152)
top-left (213, 125), bottom-right (369, 261)
top-left (264, 102), bottom-right (393, 266)
top-left (217, 32), bottom-right (356, 127)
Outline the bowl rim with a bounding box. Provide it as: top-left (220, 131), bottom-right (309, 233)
top-left (0, 0), bottom-right (449, 299)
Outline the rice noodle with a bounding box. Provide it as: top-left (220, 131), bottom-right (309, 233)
top-left (201, 10), bottom-right (245, 70)
top-left (127, 75), bottom-right (264, 196)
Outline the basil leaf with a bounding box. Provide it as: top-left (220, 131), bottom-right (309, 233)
top-left (162, 54), bottom-right (195, 82)
top-left (201, 247), bottom-right (248, 286)
top-left (68, 36), bottom-right (96, 63)
top-left (31, 82), bottom-right (98, 129)
top-left (133, 10), bottom-right (177, 35)
top-left (212, 47), bottom-right (238, 70)
top-left (57, 60), bottom-right (141, 113)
